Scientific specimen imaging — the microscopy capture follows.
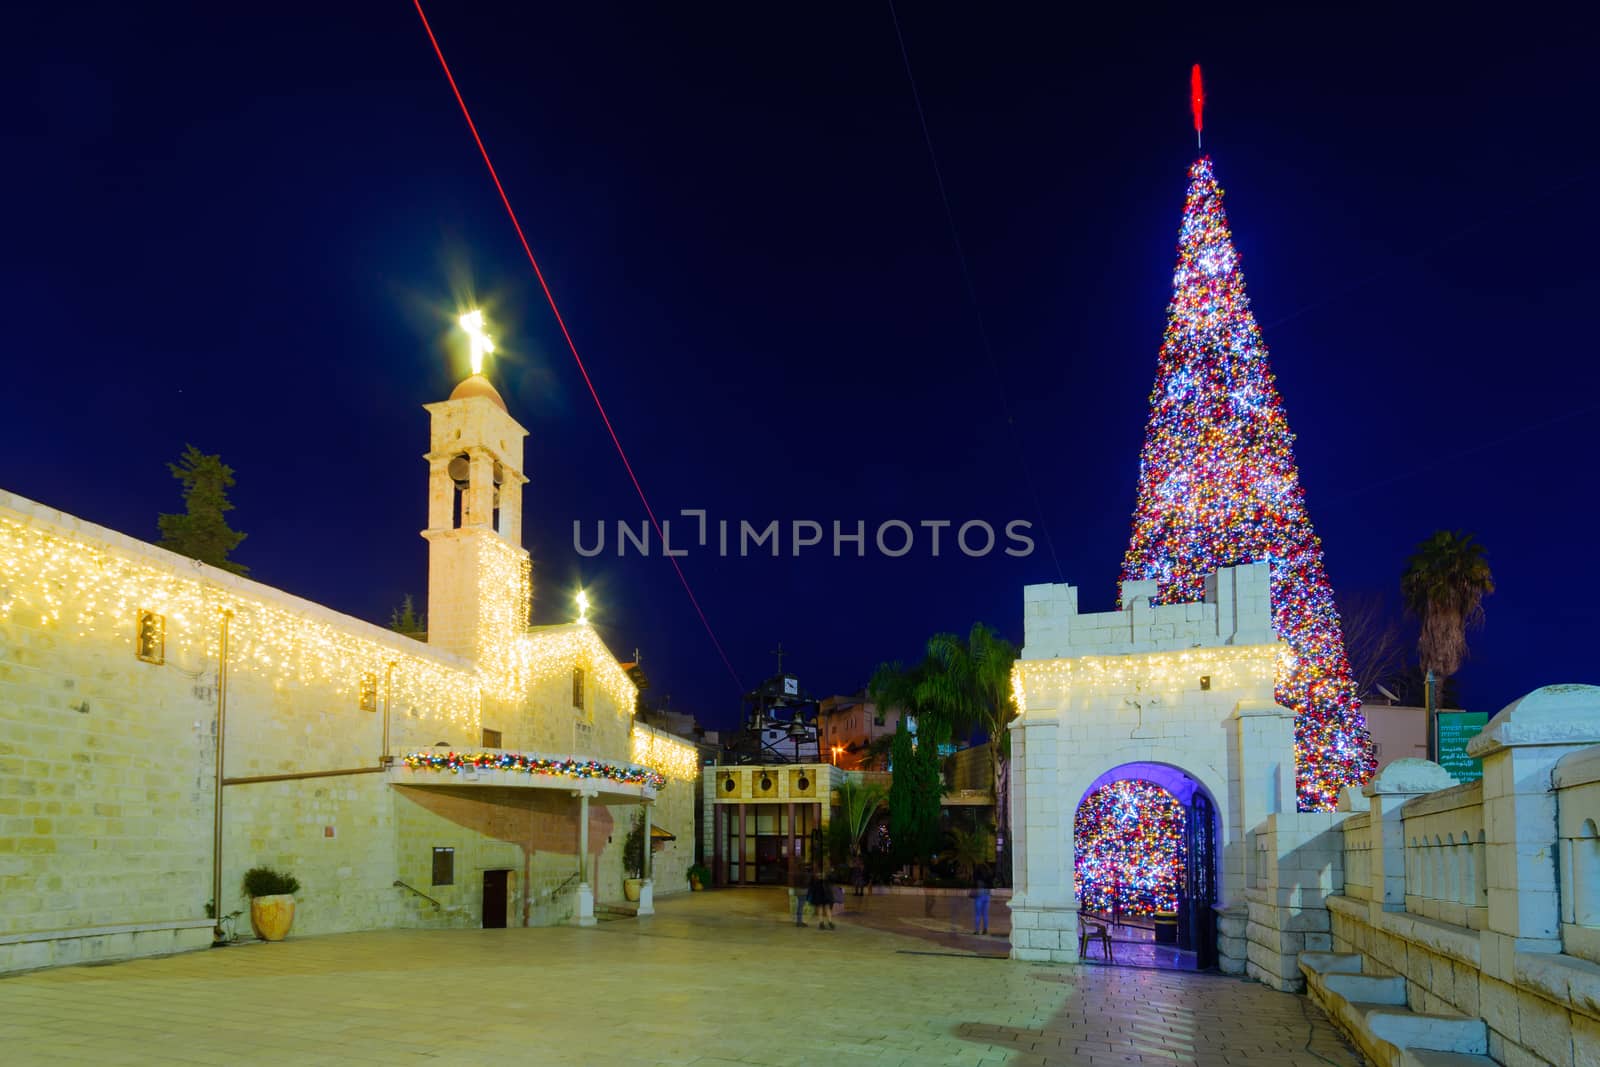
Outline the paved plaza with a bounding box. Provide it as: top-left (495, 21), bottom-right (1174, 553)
top-left (0, 890), bottom-right (1362, 1066)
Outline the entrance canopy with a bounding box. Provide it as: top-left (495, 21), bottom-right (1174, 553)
top-left (389, 750), bottom-right (663, 803)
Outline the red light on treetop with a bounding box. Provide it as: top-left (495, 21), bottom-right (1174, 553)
top-left (1190, 64), bottom-right (1205, 142)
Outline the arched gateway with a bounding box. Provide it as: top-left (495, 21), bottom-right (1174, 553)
top-left (1008, 562), bottom-right (1299, 973)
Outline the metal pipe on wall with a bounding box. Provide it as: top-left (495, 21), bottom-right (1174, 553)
top-left (382, 660), bottom-right (396, 765)
top-left (210, 610), bottom-right (233, 941)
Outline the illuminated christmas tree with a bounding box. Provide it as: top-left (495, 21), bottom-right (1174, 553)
top-left (1074, 780), bottom-right (1185, 915)
top-left (1119, 151), bottom-right (1375, 810)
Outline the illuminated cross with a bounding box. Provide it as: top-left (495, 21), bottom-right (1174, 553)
top-left (459, 310), bottom-right (495, 375)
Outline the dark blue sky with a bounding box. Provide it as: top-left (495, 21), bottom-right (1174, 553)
top-left (5, 4), bottom-right (1597, 730)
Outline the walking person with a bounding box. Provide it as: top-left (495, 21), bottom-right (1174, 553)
top-left (793, 866), bottom-right (810, 927)
top-left (808, 866), bottom-right (835, 930)
top-left (850, 858), bottom-right (865, 898)
top-left (972, 866), bottom-right (992, 936)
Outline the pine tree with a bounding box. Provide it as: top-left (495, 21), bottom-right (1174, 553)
top-left (157, 445), bottom-right (248, 576)
top-left (388, 593), bottom-right (426, 636)
top-left (1120, 157), bottom-right (1374, 810)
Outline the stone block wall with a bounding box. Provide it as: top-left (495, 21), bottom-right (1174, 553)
top-left (1294, 688), bottom-right (1600, 1067)
top-left (0, 484), bottom-right (673, 974)
top-left (1243, 811), bottom-right (1343, 990)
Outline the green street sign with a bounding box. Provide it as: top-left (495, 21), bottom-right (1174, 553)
top-left (1437, 711), bottom-right (1489, 783)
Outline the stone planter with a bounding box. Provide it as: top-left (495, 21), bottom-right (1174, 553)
top-left (623, 878), bottom-right (644, 902)
top-left (690, 877), bottom-right (704, 891)
top-left (249, 894), bottom-right (296, 941)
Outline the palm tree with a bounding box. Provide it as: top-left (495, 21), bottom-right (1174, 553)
top-left (1401, 530), bottom-right (1494, 758)
top-left (945, 825), bottom-right (996, 881)
top-left (923, 624), bottom-right (1019, 876)
top-left (836, 777), bottom-right (888, 858)
top-left (860, 734), bottom-right (896, 771)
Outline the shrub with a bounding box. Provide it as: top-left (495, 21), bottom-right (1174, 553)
top-left (623, 810), bottom-right (646, 880)
top-left (687, 864), bottom-right (711, 885)
top-left (242, 867), bottom-right (300, 897)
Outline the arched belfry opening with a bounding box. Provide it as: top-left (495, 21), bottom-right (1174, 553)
top-left (1009, 564), bottom-right (1300, 973)
top-left (421, 373), bottom-right (530, 663)
top-left (446, 451), bottom-right (507, 533)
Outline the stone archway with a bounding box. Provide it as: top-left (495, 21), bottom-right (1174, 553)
top-left (1071, 761), bottom-right (1220, 969)
top-left (1008, 564), bottom-right (1300, 971)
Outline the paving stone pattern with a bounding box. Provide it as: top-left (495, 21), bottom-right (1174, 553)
top-left (0, 889), bottom-right (1362, 1066)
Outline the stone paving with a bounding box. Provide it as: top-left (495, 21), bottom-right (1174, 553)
top-left (0, 889), bottom-right (1363, 1066)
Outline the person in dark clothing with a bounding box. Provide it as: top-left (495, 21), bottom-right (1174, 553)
top-left (850, 858), bottom-right (866, 897)
top-left (808, 867), bottom-right (835, 930)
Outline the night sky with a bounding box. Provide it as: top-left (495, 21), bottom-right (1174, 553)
top-left (6, 4), bottom-right (1597, 732)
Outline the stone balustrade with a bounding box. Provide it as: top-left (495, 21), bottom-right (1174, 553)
top-left (1341, 810), bottom-right (1372, 903)
top-left (1257, 685), bottom-right (1600, 1066)
top-left (1400, 780), bottom-right (1488, 929)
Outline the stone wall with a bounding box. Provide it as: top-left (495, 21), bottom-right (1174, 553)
top-left (0, 488), bottom-right (686, 974)
top-left (1271, 687), bottom-right (1600, 1066)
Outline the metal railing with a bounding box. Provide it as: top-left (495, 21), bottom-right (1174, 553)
top-left (394, 880), bottom-right (442, 909)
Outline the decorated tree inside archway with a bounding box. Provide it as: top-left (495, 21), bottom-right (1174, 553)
top-left (1074, 779), bottom-right (1186, 916)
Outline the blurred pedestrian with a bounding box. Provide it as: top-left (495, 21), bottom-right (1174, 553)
top-left (972, 867), bottom-right (992, 936)
top-left (808, 866), bottom-right (835, 930)
top-left (794, 866), bottom-right (810, 927)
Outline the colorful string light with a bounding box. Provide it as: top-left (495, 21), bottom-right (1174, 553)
top-left (1074, 780), bottom-right (1185, 916)
top-left (1120, 157), bottom-right (1376, 811)
top-left (402, 750), bottom-right (666, 790)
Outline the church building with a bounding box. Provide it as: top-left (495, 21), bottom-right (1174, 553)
top-left (0, 363), bottom-right (698, 974)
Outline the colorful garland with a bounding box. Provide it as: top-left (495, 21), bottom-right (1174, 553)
top-left (402, 750), bottom-right (666, 790)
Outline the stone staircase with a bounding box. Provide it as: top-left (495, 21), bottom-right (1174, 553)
top-left (1300, 953), bottom-right (1496, 1067)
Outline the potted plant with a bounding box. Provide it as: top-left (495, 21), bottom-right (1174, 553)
top-left (243, 867), bottom-right (300, 941)
top-left (622, 810), bottom-right (646, 902)
top-left (687, 864), bottom-right (711, 891)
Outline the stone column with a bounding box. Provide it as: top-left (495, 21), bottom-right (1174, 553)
top-left (1468, 685), bottom-right (1600, 978)
top-left (637, 800), bottom-right (655, 916)
top-left (575, 790), bottom-right (596, 927)
top-left (1009, 718), bottom-right (1028, 895)
top-left (786, 801), bottom-right (796, 887)
top-left (1228, 698), bottom-right (1297, 896)
top-left (465, 451), bottom-right (495, 528)
top-left (713, 804), bottom-right (724, 888)
top-left (1008, 716), bottom-right (1076, 963)
top-left (737, 802), bottom-right (747, 886)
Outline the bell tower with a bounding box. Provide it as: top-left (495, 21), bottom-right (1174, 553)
top-left (422, 372), bottom-right (530, 664)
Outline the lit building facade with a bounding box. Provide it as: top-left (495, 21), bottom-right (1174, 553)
top-left (818, 694), bottom-right (901, 769)
top-left (0, 372), bottom-right (697, 974)
top-left (701, 763), bottom-right (839, 886)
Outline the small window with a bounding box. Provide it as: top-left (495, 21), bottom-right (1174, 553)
top-left (136, 610), bottom-right (165, 665)
top-left (359, 673), bottom-right (379, 712)
top-left (481, 728), bottom-right (502, 748)
top-left (432, 847), bottom-right (455, 886)
top-left (572, 668), bottom-right (585, 710)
